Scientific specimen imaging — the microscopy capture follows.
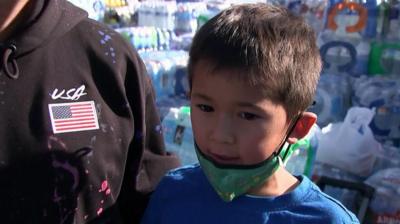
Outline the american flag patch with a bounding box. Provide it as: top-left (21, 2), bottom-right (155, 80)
top-left (48, 101), bottom-right (99, 134)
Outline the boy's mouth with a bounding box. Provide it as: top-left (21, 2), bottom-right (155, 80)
top-left (206, 151), bottom-right (241, 165)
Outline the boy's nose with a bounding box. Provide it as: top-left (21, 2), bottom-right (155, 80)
top-left (209, 115), bottom-right (235, 144)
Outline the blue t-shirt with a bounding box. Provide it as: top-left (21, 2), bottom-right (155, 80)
top-left (141, 165), bottom-right (359, 224)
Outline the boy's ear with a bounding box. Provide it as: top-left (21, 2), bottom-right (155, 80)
top-left (287, 112), bottom-right (317, 144)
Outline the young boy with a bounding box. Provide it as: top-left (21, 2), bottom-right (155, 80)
top-left (141, 3), bottom-right (359, 224)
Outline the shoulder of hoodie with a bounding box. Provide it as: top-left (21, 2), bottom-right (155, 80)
top-left (66, 17), bottom-right (153, 93)
top-left (71, 18), bottom-right (139, 61)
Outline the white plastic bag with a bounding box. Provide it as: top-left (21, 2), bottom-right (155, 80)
top-left (316, 107), bottom-right (381, 177)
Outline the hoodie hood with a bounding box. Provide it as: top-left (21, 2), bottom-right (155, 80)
top-left (5, 0), bottom-right (87, 57)
top-left (1, 0), bottom-right (87, 79)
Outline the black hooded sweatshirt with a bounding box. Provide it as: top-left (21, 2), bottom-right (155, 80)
top-left (0, 0), bottom-right (180, 223)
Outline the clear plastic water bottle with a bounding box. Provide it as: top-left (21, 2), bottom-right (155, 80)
top-left (162, 106), bottom-right (198, 165)
top-left (304, 0), bottom-right (327, 35)
top-left (368, 41), bottom-right (400, 75)
top-left (159, 56), bottom-right (177, 97)
top-left (386, 0), bottom-right (400, 40)
top-left (391, 50), bottom-right (400, 75)
top-left (313, 162), bottom-right (363, 213)
top-left (353, 39), bottom-right (371, 75)
top-left (362, 0), bottom-right (378, 38)
top-left (68, 0), bottom-right (105, 21)
top-left (310, 74), bottom-right (351, 126)
top-left (153, 2), bottom-right (176, 30)
top-left (352, 76), bottom-right (398, 141)
top-left (381, 48), bottom-right (395, 74)
top-left (285, 124), bottom-right (321, 177)
top-left (319, 40), bottom-right (358, 76)
top-left (372, 142), bottom-right (400, 172)
top-left (365, 168), bottom-right (400, 215)
top-left (197, 9), bottom-right (219, 30)
top-left (138, 3), bottom-right (151, 27)
top-left (377, 0), bottom-right (390, 37)
top-left (144, 60), bottom-right (164, 97)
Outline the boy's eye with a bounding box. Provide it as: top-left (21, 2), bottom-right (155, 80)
top-left (239, 112), bottom-right (259, 120)
top-left (196, 104), bottom-right (214, 112)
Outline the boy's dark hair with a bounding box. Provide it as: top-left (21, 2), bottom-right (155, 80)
top-left (188, 4), bottom-right (321, 118)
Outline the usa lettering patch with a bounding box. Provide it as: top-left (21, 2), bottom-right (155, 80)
top-left (48, 101), bottom-right (99, 134)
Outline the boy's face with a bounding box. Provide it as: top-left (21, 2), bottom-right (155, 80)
top-left (190, 61), bottom-right (291, 166)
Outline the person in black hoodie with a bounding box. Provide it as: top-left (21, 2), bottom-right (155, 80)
top-left (0, 0), bottom-right (180, 223)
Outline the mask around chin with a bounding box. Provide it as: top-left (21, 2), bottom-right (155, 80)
top-left (195, 143), bottom-right (283, 202)
top-left (195, 114), bottom-right (301, 202)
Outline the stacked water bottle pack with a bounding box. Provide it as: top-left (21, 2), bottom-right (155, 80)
top-left (352, 76), bottom-right (400, 145)
top-left (68, 0), bottom-right (106, 21)
top-left (281, 0), bottom-right (400, 144)
top-left (161, 106), bottom-right (197, 165)
top-left (272, 0), bottom-right (328, 35)
top-left (116, 26), bottom-right (175, 51)
top-left (137, 1), bottom-right (177, 30)
top-left (139, 50), bottom-right (189, 99)
top-left (136, 1), bottom-right (207, 34)
top-left (276, 0), bottom-right (400, 221)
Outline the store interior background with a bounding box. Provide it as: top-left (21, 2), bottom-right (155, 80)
top-left (68, 0), bottom-right (400, 223)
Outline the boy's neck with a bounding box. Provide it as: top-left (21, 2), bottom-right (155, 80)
top-left (0, 0), bottom-right (33, 41)
top-left (247, 166), bottom-right (300, 197)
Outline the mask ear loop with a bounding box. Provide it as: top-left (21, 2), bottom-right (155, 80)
top-left (273, 113), bottom-right (303, 163)
top-left (278, 155), bottom-right (284, 167)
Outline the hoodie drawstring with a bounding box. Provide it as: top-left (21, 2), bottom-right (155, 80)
top-left (2, 43), bottom-right (19, 79)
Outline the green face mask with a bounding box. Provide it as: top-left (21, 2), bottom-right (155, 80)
top-left (196, 144), bottom-right (286, 202)
top-left (195, 116), bottom-right (300, 202)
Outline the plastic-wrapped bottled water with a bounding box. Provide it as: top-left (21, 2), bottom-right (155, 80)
top-left (365, 168), bottom-right (400, 215)
top-left (156, 28), bottom-right (172, 51)
top-left (174, 66), bottom-right (189, 97)
top-left (353, 39), bottom-right (371, 76)
top-left (68, 0), bottom-right (106, 21)
top-left (377, 0), bottom-right (390, 38)
top-left (372, 142), bottom-right (400, 172)
top-left (138, 3), bottom-right (151, 27)
top-left (175, 4), bottom-right (195, 34)
top-left (157, 97), bottom-right (190, 121)
top-left (326, 1), bottom-right (367, 39)
top-left (352, 76), bottom-right (399, 142)
top-left (141, 51), bottom-right (179, 99)
top-left (320, 1), bottom-right (370, 76)
top-left (319, 39), bottom-right (358, 75)
top-left (386, 1), bottom-right (400, 41)
top-left (174, 2), bottom-right (207, 35)
top-left (285, 124), bottom-right (321, 177)
top-left (368, 41), bottom-right (400, 75)
top-left (381, 48), bottom-right (396, 74)
top-left (138, 2), bottom-right (177, 30)
top-left (362, 0), bottom-right (378, 39)
top-left (162, 106), bottom-right (198, 166)
top-left (155, 2), bottom-right (176, 30)
top-left (310, 74), bottom-right (351, 126)
top-left (391, 50), bottom-right (400, 76)
top-left (313, 162), bottom-right (364, 213)
top-left (353, 76), bottom-right (400, 145)
top-left (305, 0), bottom-right (327, 35)
top-left (155, 57), bottom-right (176, 99)
top-left (197, 9), bottom-right (220, 30)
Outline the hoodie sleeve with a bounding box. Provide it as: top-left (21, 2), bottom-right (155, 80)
top-left (117, 40), bottom-right (180, 223)
top-left (138, 70), bottom-right (181, 193)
